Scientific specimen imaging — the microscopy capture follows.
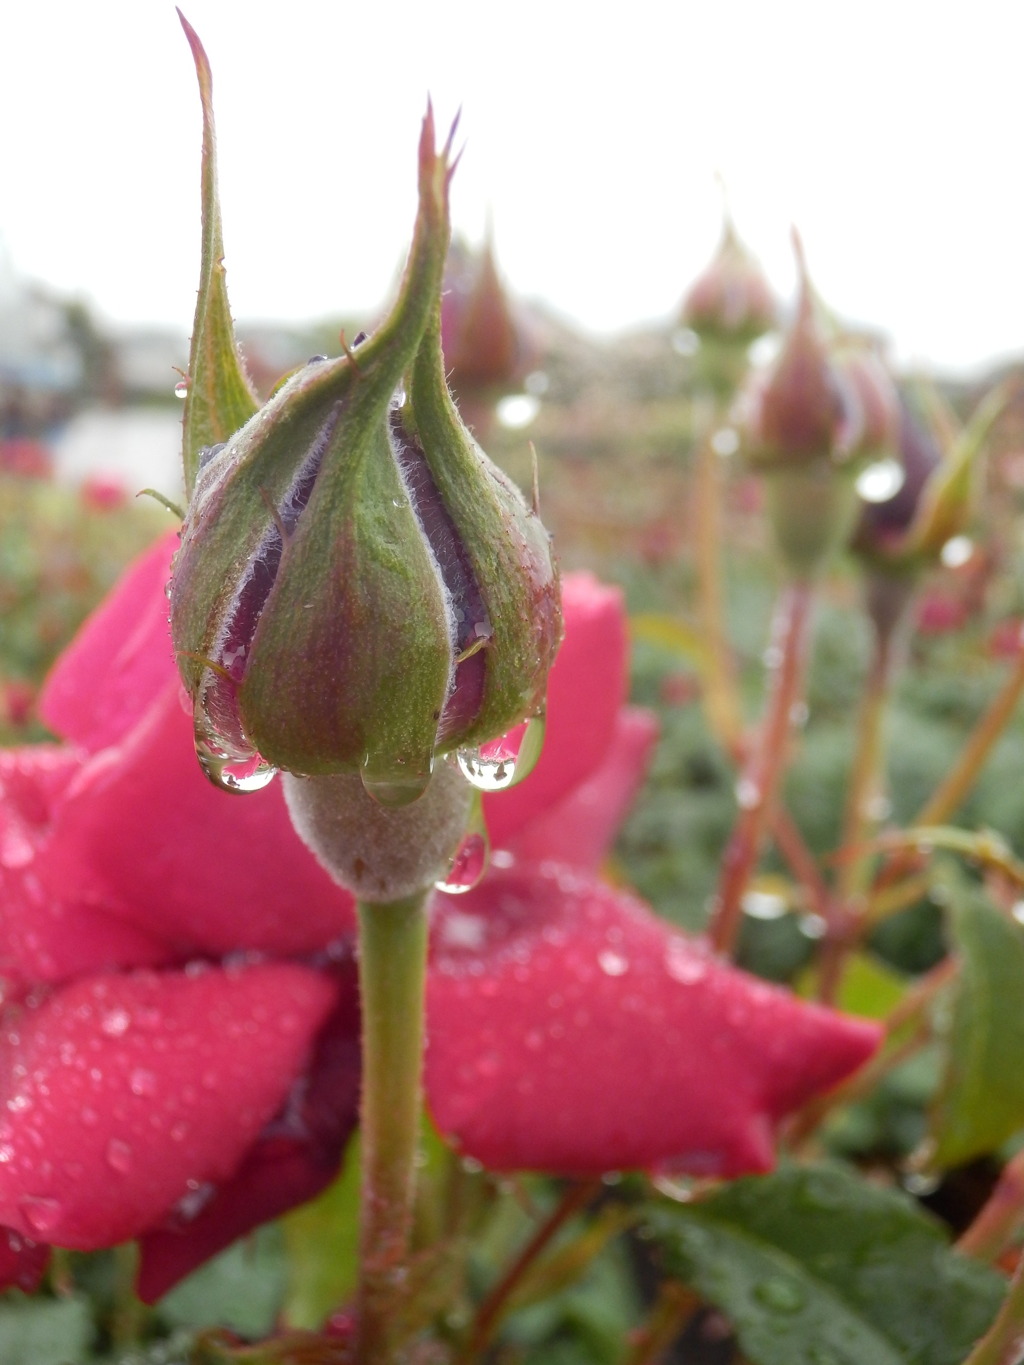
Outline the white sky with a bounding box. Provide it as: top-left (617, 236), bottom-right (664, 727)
top-left (2, 0), bottom-right (1021, 377)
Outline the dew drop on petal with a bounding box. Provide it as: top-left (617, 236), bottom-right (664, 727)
top-left (100, 1008), bottom-right (131, 1038)
top-left (105, 1139), bottom-right (133, 1175)
top-left (19, 1196), bottom-right (62, 1237)
top-left (597, 949), bottom-right (630, 977)
top-left (129, 1068), bottom-right (157, 1098)
top-left (664, 940), bottom-right (709, 985)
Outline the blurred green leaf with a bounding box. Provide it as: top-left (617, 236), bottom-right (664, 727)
top-left (156, 1225), bottom-right (285, 1338)
top-left (644, 1163), bottom-right (1003, 1365)
top-left (930, 885), bottom-right (1024, 1168)
top-left (0, 1295), bottom-right (92, 1365)
top-left (281, 1137), bottom-right (360, 1330)
top-left (177, 12), bottom-right (259, 498)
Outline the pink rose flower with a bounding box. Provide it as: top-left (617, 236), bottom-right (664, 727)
top-left (0, 533), bottom-right (879, 1300)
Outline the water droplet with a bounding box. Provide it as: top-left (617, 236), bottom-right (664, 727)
top-left (799, 913), bottom-right (827, 940)
top-left (735, 776), bottom-right (761, 810)
top-left (129, 1068), bottom-right (157, 1097)
top-left (762, 644), bottom-right (783, 669)
top-left (306, 354), bottom-right (329, 365)
top-left (392, 495), bottom-right (408, 508)
top-left (664, 939), bottom-right (709, 984)
top-left (436, 831), bottom-right (489, 896)
top-left (100, 1008), bottom-right (131, 1038)
top-left (597, 949), bottom-right (629, 977)
top-left (901, 1168), bottom-right (940, 1196)
top-left (360, 754), bottom-right (433, 808)
top-left (19, 1196), bottom-right (62, 1237)
top-left (457, 716), bottom-right (545, 793)
top-left (105, 1139), bottom-right (133, 1174)
top-left (856, 457), bottom-right (906, 503)
top-left (0, 828), bottom-right (34, 870)
top-left (789, 700), bottom-right (809, 727)
top-left (940, 534), bottom-right (974, 568)
top-left (754, 1277), bottom-right (805, 1313)
top-left (742, 889), bottom-right (788, 920)
top-left (173, 378), bottom-right (189, 399)
top-left (711, 426), bottom-right (739, 457)
top-left (194, 709), bottom-right (277, 795)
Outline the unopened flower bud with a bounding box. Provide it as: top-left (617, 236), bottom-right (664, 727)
top-left (681, 217), bottom-right (776, 397)
top-left (740, 235), bottom-right (898, 578)
top-left (170, 112), bottom-right (562, 807)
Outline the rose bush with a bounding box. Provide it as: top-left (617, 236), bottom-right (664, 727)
top-left (0, 531), bottom-right (879, 1302)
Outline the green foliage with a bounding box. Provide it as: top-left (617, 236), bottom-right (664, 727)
top-left (0, 1295), bottom-right (93, 1365)
top-left (644, 1163), bottom-right (1005, 1365)
top-left (930, 882), bottom-right (1024, 1168)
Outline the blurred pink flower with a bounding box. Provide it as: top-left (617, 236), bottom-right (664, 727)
top-left (0, 533), bottom-right (879, 1299)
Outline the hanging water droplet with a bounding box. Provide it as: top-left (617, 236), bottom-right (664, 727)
top-left (194, 709), bottom-right (277, 795)
top-left (742, 889), bottom-right (788, 920)
top-left (711, 426), bottom-right (739, 457)
top-left (360, 754), bottom-right (433, 808)
top-left (435, 831), bottom-right (489, 896)
top-left (457, 715), bottom-right (545, 793)
top-left (855, 457), bottom-right (905, 503)
top-left (173, 378), bottom-right (189, 399)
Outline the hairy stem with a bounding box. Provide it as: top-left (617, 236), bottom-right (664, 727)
top-left (355, 891), bottom-right (430, 1364)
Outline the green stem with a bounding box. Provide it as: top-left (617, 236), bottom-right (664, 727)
top-left (355, 891), bottom-right (430, 1364)
top-left (708, 577), bottom-right (815, 956)
top-left (457, 1181), bottom-right (600, 1363)
top-left (692, 398), bottom-right (743, 753)
top-left (961, 1250), bottom-right (1024, 1365)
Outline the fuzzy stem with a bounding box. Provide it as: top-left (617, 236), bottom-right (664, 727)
top-left (708, 578), bottom-right (815, 955)
top-left (355, 891), bottom-right (430, 1364)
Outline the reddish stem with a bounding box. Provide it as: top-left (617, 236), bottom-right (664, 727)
top-left (708, 578), bottom-right (815, 955)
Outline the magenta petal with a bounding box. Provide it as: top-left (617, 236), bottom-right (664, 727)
top-left (49, 683), bottom-right (356, 957)
top-left (137, 958), bottom-right (362, 1302)
top-left (426, 866), bottom-right (880, 1177)
top-left (506, 708), bottom-right (658, 873)
top-left (0, 1227), bottom-right (50, 1293)
top-left (0, 964), bottom-right (338, 1249)
top-left (40, 532), bottom-right (179, 753)
top-left (0, 748), bottom-right (175, 986)
top-left (483, 574), bottom-right (628, 849)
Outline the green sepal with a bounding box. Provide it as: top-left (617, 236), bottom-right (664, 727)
top-left (404, 314), bottom-right (562, 748)
top-left (177, 11), bottom-right (260, 499)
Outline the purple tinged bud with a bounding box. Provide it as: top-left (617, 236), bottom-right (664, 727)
top-left (169, 110), bottom-right (562, 806)
top-left (681, 217), bottom-right (776, 348)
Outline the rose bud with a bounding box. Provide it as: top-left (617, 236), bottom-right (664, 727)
top-left (680, 215), bottom-right (776, 397)
top-left (170, 112), bottom-right (562, 809)
top-left (739, 234), bottom-right (898, 577)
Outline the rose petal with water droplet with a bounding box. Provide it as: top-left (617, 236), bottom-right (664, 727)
top-left (0, 964), bottom-right (337, 1247)
top-left (426, 864), bottom-right (879, 1176)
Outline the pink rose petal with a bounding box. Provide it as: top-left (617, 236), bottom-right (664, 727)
top-left (484, 574), bottom-right (627, 848)
top-left (0, 963), bottom-right (337, 1248)
top-left (426, 865), bottom-right (880, 1176)
top-left (506, 707), bottom-right (658, 872)
top-left (49, 683), bottom-right (356, 957)
top-left (41, 532), bottom-right (179, 753)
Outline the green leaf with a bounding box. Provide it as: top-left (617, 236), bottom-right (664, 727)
top-left (645, 1163), bottom-right (1003, 1365)
top-left (281, 1137), bottom-right (361, 1330)
top-left (930, 885), bottom-right (1024, 1167)
top-left (0, 1295), bottom-right (92, 1365)
top-left (177, 11), bottom-right (260, 499)
top-left (156, 1223), bottom-right (286, 1337)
